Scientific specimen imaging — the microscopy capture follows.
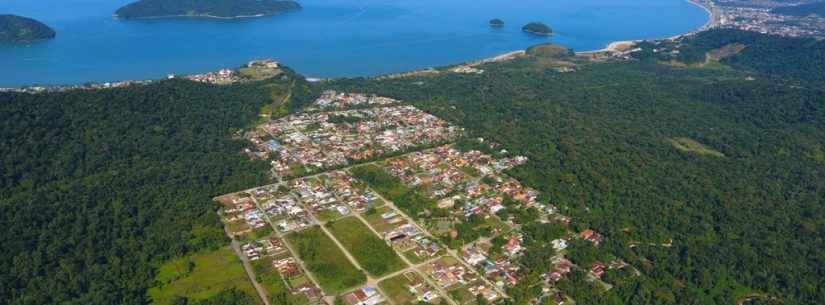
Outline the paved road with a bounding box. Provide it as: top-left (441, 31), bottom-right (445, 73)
top-left (359, 182), bottom-right (510, 300)
top-left (225, 226), bottom-right (271, 305)
top-left (230, 146), bottom-right (506, 304)
top-left (248, 194), bottom-right (328, 301)
top-left (341, 210), bottom-right (456, 305)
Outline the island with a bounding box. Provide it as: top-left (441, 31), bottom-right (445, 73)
top-left (0, 14), bottom-right (56, 43)
top-left (522, 21), bottom-right (553, 36)
top-left (114, 0), bottom-right (302, 20)
top-left (489, 18), bottom-right (504, 27)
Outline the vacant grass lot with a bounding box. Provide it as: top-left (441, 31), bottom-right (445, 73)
top-left (285, 226), bottom-right (365, 293)
top-left (350, 164), bottom-right (437, 219)
top-left (326, 217), bottom-right (407, 277)
top-left (251, 257), bottom-right (308, 305)
top-left (147, 247), bottom-right (260, 305)
top-left (362, 205), bottom-right (399, 234)
top-left (379, 272), bottom-right (428, 305)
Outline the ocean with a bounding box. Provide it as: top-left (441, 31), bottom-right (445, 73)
top-left (0, 0), bottom-right (707, 86)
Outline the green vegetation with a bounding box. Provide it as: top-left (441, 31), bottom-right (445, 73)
top-left (379, 273), bottom-right (420, 305)
top-left (350, 164), bottom-right (438, 219)
top-left (3, 25), bottom-right (825, 305)
top-left (327, 114), bottom-right (365, 124)
top-left (0, 14), bottom-right (55, 43)
top-left (0, 69), bottom-right (309, 305)
top-left (521, 22), bottom-right (552, 35)
top-left (148, 247), bottom-right (260, 305)
top-left (285, 226), bottom-right (365, 293)
top-left (185, 288), bottom-right (259, 305)
top-left (635, 29), bottom-right (825, 83)
top-left (525, 43), bottom-right (574, 58)
top-left (303, 29), bottom-right (825, 305)
top-left (250, 258), bottom-right (308, 305)
top-left (326, 217), bottom-right (407, 276)
top-left (115, 0), bottom-right (301, 19)
top-left (670, 137), bottom-right (725, 157)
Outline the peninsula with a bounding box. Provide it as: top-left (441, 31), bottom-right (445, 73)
top-left (114, 0), bottom-right (302, 20)
top-left (0, 15), bottom-right (55, 43)
top-left (522, 21), bottom-right (553, 35)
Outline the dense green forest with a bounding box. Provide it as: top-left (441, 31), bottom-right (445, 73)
top-left (2, 27), bottom-right (824, 305)
top-left (308, 29), bottom-right (825, 305)
top-left (0, 14), bottom-right (55, 43)
top-left (115, 0), bottom-right (301, 19)
top-left (0, 70), bottom-right (308, 305)
top-left (635, 29), bottom-right (825, 83)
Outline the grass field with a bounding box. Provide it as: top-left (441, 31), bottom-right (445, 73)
top-left (350, 164), bottom-right (437, 219)
top-left (251, 258), bottom-right (309, 305)
top-left (147, 247), bottom-right (260, 305)
top-left (362, 206), bottom-right (400, 234)
top-left (285, 226), bottom-right (366, 293)
top-left (670, 137), bottom-right (726, 157)
top-left (314, 208), bottom-right (344, 222)
top-left (326, 217), bottom-right (408, 277)
top-left (378, 273), bottom-right (422, 305)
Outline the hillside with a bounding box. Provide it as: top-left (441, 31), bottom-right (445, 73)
top-left (305, 29), bottom-right (825, 305)
top-left (115, 0), bottom-right (302, 19)
top-left (0, 68), bottom-right (311, 305)
top-left (0, 14), bottom-right (55, 43)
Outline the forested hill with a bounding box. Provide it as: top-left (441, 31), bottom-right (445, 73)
top-left (0, 15), bottom-right (55, 43)
top-left (771, 2), bottom-right (825, 17)
top-left (0, 69), bottom-right (309, 305)
top-left (115, 0), bottom-right (302, 19)
top-left (308, 29), bottom-right (825, 305)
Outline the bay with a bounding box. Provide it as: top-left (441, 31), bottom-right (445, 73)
top-left (0, 0), bottom-right (707, 86)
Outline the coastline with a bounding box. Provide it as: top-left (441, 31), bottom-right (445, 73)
top-left (576, 0), bottom-right (717, 54)
top-left (114, 10), bottom-right (299, 20)
top-left (5, 1), bottom-right (714, 88)
top-left (369, 0), bottom-right (716, 79)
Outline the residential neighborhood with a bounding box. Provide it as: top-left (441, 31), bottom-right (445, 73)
top-left (213, 92), bottom-right (623, 305)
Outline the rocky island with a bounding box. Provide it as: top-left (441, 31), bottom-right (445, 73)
top-left (0, 15), bottom-right (56, 43)
top-left (489, 18), bottom-right (504, 27)
top-left (115, 0), bottom-right (302, 20)
top-left (522, 21), bottom-right (553, 36)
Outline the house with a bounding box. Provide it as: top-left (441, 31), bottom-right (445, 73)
top-left (591, 261), bottom-right (606, 278)
top-left (580, 229), bottom-right (603, 245)
top-left (551, 239), bottom-right (568, 251)
top-left (504, 235), bottom-right (523, 257)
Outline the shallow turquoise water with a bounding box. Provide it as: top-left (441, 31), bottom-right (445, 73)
top-left (0, 0), bottom-right (707, 86)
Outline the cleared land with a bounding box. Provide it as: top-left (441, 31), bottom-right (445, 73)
top-left (670, 137), bottom-right (725, 157)
top-left (250, 257), bottom-right (309, 305)
top-left (147, 247), bottom-right (260, 305)
top-left (350, 164), bottom-right (437, 219)
top-left (378, 272), bottom-right (426, 305)
top-left (285, 226), bottom-right (366, 293)
top-left (363, 205), bottom-right (399, 233)
top-left (325, 216), bottom-right (407, 277)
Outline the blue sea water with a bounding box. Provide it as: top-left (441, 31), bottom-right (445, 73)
top-left (0, 0), bottom-right (707, 86)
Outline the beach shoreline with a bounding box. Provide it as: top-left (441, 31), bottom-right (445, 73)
top-left (391, 0), bottom-right (718, 75)
top-left (575, 0), bottom-right (716, 54)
